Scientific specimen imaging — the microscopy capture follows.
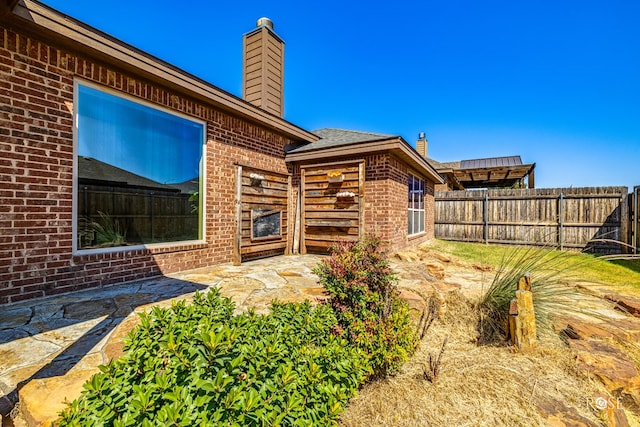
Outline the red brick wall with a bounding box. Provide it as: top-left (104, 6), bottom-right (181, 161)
top-left (363, 153), bottom-right (434, 252)
top-left (0, 27), bottom-right (293, 304)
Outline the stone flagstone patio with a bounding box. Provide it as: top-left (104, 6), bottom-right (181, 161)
top-left (0, 255), bottom-right (328, 426)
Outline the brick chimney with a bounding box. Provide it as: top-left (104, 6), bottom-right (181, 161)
top-left (242, 17), bottom-right (285, 117)
top-left (416, 132), bottom-right (428, 158)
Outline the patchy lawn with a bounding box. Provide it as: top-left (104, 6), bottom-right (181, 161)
top-left (429, 239), bottom-right (640, 292)
top-left (340, 240), bottom-right (640, 426)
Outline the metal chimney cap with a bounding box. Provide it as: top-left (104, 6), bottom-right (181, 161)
top-left (257, 17), bottom-right (274, 30)
top-left (418, 132), bottom-right (426, 140)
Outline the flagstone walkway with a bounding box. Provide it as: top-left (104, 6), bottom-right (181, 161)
top-left (0, 255), bottom-right (329, 426)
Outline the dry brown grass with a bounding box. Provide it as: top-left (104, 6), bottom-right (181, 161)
top-left (339, 292), bottom-right (604, 427)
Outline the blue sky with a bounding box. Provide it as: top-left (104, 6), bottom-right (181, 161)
top-left (44, 0), bottom-right (639, 190)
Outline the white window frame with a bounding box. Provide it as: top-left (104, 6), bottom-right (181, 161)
top-left (408, 173), bottom-right (425, 236)
top-left (72, 79), bottom-right (207, 255)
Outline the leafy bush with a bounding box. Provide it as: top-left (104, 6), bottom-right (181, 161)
top-left (57, 290), bottom-right (370, 426)
top-left (314, 235), bottom-right (418, 377)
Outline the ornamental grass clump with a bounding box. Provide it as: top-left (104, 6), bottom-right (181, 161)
top-left (314, 235), bottom-right (418, 378)
top-left (477, 244), bottom-right (607, 343)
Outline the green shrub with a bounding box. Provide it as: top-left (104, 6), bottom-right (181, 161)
top-left (57, 290), bottom-right (369, 426)
top-left (314, 235), bottom-right (418, 377)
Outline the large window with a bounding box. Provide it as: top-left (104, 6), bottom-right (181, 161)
top-left (408, 174), bottom-right (425, 235)
top-left (75, 82), bottom-right (205, 250)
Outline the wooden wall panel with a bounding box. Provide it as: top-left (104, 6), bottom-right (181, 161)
top-left (234, 165), bottom-right (290, 263)
top-left (300, 161), bottom-right (364, 254)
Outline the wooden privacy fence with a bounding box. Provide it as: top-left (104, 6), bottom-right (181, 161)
top-left (633, 186), bottom-right (640, 254)
top-left (78, 184), bottom-right (197, 248)
top-left (435, 187), bottom-right (629, 254)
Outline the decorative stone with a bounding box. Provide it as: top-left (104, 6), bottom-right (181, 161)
top-left (431, 281), bottom-right (462, 293)
top-left (605, 293), bottom-right (640, 317)
top-left (0, 307), bottom-right (32, 329)
top-left (282, 276), bottom-right (321, 290)
top-left (535, 395), bottom-right (599, 427)
top-left (216, 277), bottom-right (265, 308)
top-left (424, 261), bottom-right (446, 280)
top-left (103, 315), bottom-right (142, 360)
top-left (279, 270), bottom-right (303, 277)
top-left (569, 339), bottom-right (640, 396)
top-left (511, 289), bottom-right (537, 350)
top-left (472, 263), bottom-right (493, 272)
top-left (245, 270), bottom-right (288, 289)
top-left (63, 298), bottom-right (116, 320)
top-left (607, 407), bottom-right (630, 427)
top-left (0, 337), bottom-right (61, 375)
top-left (19, 368), bottom-right (98, 427)
top-left (553, 315), bottom-right (615, 340)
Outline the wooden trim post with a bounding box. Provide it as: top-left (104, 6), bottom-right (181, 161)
top-left (358, 161), bottom-right (365, 238)
top-left (285, 175), bottom-right (293, 255)
top-left (300, 168), bottom-right (307, 255)
top-left (233, 165), bottom-right (243, 265)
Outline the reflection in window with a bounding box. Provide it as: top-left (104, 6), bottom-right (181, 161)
top-left (76, 83), bottom-right (204, 249)
top-left (408, 174), bottom-right (425, 235)
top-left (251, 209), bottom-right (282, 240)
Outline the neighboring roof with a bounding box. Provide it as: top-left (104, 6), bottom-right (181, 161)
top-left (78, 156), bottom-right (198, 193)
top-left (286, 128), bottom-right (443, 184)
top-left (3, 0), bottom-right (318, 144)
top-left (459, 156), bottom-right (522, 169)
top-left (429, 155), bottom-right (535, 189)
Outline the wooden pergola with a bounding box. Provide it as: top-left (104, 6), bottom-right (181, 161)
top-left (435, 156), bottom-right (536, 190)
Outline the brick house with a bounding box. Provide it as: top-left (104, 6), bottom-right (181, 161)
top-left (0, 1), bottom-right (442, 304)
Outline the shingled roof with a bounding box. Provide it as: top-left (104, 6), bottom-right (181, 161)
top-left (78, 157), bottom-right (198, 194)
top-left (288, 128), bottom-right (396, 152)
top-left (286, 128), bottom-right (443, 184)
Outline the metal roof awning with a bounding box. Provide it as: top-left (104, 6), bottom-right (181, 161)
top-left (452, 163), bottom-right (536, 189)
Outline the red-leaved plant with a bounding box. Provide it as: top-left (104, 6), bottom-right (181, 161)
top-left (314, 235), bottom-right (417, 377)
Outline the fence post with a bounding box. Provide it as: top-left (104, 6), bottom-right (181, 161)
top-left (620, 191), bottom-right (629, 254)
top-left (631, 187), bottom-right (640, 254)
top-left (558, 193), bottom-right (564, 250)
top-left (484, 193), bottom-right (489, 244)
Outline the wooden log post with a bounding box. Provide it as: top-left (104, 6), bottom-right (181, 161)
top-left (509, 273), bottom-right (537, 350)
top-left (517, 273), bottom-right (532, 291)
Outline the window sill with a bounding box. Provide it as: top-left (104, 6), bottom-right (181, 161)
top-left (408, 231), bottom-right (427, 240)
top-left (73, 240), bottom-right (208, 258)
